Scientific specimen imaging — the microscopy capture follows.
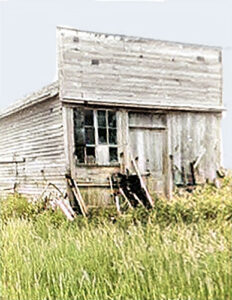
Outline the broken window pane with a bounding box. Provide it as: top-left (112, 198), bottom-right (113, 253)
top-left (74, 128), bottom-right (85, 145)
top-left (75, 146), bottom-right (85, 163)
top-left (85, 128), bottom-right (95, 144)
top-left (74, 108), bottom-right (118, 165)
top-left (97, 110), bottom-right (106, 127)
top-left (86, 147), bottom-right (95, 164)
top-left (109, 147), bottom-right (118, 163)
top-left (108, 111), bottom-right (116, 128)
top-left (98, 128), bottom-right (107, 144)
top-left (74, 109), bottom-right (84, 128)
top-left (109, 129), bottom-right (117, 144)
top-left (84, 110), bottom-right (94, 126)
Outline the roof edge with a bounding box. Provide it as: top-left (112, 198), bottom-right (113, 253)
top-left (0, 81), bottom-right (59, 120)
top-left (56, 25), bottom-right (222, 51)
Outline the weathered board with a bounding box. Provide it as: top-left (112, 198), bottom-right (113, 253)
top-left (129, 112), bottom-right (167, 193)
top-left (57, 27), bottom-right (222, 110)
top-left (168, 112), bottom-right (221, 182)
top-left (0, 95), bottom-right (66, 197)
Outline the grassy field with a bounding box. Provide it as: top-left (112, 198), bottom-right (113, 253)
top-left (1, 178), bottom-right (232, 300)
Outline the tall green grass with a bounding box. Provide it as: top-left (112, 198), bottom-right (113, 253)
top-left (1, 178), bottom-right (232, 300)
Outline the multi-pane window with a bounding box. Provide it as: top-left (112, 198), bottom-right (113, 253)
top-left (74, 108), bottom-right (118, 165)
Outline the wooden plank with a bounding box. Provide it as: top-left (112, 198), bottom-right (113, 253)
top-left (0, 159), bottom-right (25, 164)
top-left (62, 106), bottom-right (75, 176)
top-left (63, 198), bottom-right (76, 218)
top-left (62, 99), bottom-right (225, 113)
top-left (109, 176), bottom-right (114, 195)
top-left (73, 180), bottom-right (88, 215)
top-left (133, 193), bottom-right (145, 207)
top-left (129, 112), bottom-right (165, 127)
top-left (169, 112), bottom-right (221, 184)
top-left (115, 196), bottom-right (121, 214)
top-left (193, 148), bottom-right (206, 169)
top-left (109, 176), bottom-right (121, 214)
top-left (129, 113), bottom-right (166, 195)
top-left (55, 199), bottom-right (75, 221)
top-left (119, 187), bottom-right (133, 209)
top-left (68, 179), bottom-right (86, 217)
top-left (131, 157), bottom-right (154, 208)
top-left (165, 115), bottom-right (173, 199)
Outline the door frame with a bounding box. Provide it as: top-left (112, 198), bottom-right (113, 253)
top-left (128, 112), bottom-right (172, 199)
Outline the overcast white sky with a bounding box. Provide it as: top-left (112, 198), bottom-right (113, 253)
top-left (0, 0), bottom-right (231, 168)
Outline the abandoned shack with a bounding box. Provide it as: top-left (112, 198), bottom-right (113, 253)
top-left (0, 26), bottom-right (224, 205)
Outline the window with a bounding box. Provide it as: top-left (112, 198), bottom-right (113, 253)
top-left (73, 109), bottom-right (96, 164)
top-left (73, 108), bottom-right (118, 165)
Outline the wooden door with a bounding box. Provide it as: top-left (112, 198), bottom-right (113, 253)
top-left (129, 113), bottom-right (167, 194)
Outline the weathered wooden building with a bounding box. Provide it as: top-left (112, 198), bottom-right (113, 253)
top-left (0, 26), bottom-right (224, 203)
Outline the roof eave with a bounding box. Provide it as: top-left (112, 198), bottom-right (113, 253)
top-left (0, 81), bottom-right (59, 120)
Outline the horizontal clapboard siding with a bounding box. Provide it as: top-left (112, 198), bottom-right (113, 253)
top-left (0, 96), bottom-right (66, 198)
top-left (58, 27), bottom-right (222, 108)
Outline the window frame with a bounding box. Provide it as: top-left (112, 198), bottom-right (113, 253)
top-left (73, 107), bottom-right (119, 167)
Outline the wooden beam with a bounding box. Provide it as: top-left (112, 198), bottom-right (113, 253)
top-left (62, 99), bottom-right (225, 113)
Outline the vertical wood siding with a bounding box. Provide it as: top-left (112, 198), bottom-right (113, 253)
top-left (0, 96), bottom-right (66, 198)
top-left (128, 112), bottom-right (168, 194)
top-left (168, 112), bottom-right (221, 181)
